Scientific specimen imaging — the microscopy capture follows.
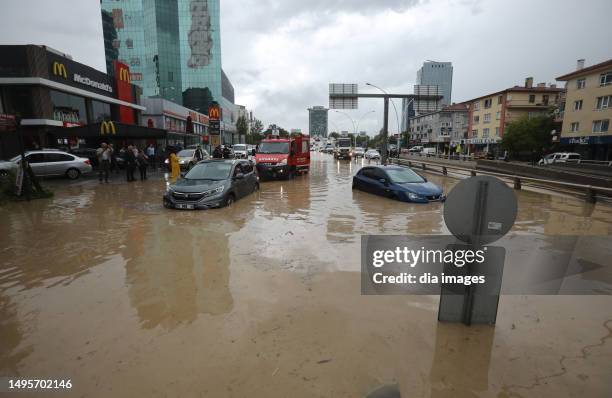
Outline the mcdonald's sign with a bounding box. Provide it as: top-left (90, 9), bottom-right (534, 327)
top-left (118, 67), bottom-right (130, 82)
top-left (52, 62), bottom-right (68, 79)
top-left (208, 104), bottom-right (221, 121)
top-left (100, 121), bottom-right (117, 135)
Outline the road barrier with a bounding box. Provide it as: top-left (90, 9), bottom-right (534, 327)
top-left (390, 158), bottom-right (612, 203)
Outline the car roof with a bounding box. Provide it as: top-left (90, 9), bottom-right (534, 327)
top-left (199, 159), bottom-right (240, 164)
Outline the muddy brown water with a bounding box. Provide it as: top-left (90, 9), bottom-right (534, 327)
top-left (1, 153), bottom-right (611, 397)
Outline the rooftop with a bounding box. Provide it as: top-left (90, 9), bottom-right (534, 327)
top-left (556, 59), bottom-right (612, 81)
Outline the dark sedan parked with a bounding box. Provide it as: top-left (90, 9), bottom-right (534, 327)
top-left (352, 165), bottom-right (445, 203)
top-left (163, 159), bottom-right (258, 210)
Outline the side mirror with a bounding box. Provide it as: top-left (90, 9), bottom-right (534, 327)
top-left (378, 178), bottom-right (389, 185)
top-left (234, 173), bottom-right (245, 180)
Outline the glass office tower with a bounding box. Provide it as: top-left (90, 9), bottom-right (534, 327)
top-left (416, 61), bottom-right (453, 106)
top-left (100, 0), bottom-right (231, 119)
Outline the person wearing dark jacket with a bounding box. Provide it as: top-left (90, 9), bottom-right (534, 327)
top-left (125, 145), bottom-right (137, 182)
top-left (137, 149), bottom-right (149, 181)
top-left (212, 145), bottom-right (223, 159)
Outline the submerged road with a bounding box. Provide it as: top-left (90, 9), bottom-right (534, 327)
top-left (1, 152), bottom-right (611, 397)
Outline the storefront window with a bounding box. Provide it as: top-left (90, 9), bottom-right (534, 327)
top-left (90, 100), bottom-right (111, 123)
top-left (50, 89), bottom-right (87, 124)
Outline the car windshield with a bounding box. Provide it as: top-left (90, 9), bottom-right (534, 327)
top-left (355, 147), bottom-right (364, 151)
top-left (338, 139), bottom-right (351, 147)
top-left (178, 149), bottom-right (195, 157)
top-left (367, 150), bottom-right (378, 154)
top-left (233, 145), bottom-right (246, 151)
top-left (258, 142), bottom-right (289, 154)
top-left (385, 168), bottom-right (425, 183)
top-left (184, 162), bottom-right (232, 180)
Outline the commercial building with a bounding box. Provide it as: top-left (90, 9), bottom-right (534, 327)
top-left (417, 61), bottom-right (453, 106)
top-left (556, 59), bottom-right (612, 160)
top-left (401, 85), bottom-right (443, 133)
top-left (466, 78), bottom-right (563, 154)
top-left (0, 45), bottom-right (156, 158)
top-left (407, 103), bottom-right (469, 153)
top-left (100, 0), bottom-right (238, 140)
top-left (308, 106), bottom-right (328, 137)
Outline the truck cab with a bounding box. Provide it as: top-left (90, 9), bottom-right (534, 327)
top-left (334, 137), bottom-right (352, 160)
top-left (255, 135), bottom-right (310, 179)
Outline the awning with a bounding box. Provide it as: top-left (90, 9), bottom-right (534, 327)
top-left (48, 121), bottom-right (169, 139)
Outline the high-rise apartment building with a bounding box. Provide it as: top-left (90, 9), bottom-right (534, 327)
top-left (308, 106), bottom-right (329, 137)
top-left (100, 0), bottom-right (237, 135)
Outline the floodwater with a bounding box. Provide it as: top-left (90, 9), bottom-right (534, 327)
top-left (1, 153), bottom-right (611, 397)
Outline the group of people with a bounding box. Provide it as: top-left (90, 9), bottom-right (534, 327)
top-left (212, 145), bottom-right (233, 159)
top-left (96, 143), bottom-right (158, 183)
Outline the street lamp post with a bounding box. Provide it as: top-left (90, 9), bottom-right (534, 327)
top-left (355, 110), bottom-right (375, 148)
top-left (366, 83), bottom-right (401, 160)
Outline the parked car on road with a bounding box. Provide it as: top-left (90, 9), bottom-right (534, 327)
top-left (10, 150), bottom-right (92, 179)
top-left (352, 165), bottom-right (445, 203)
top-left (0, 160), bottom-right (19, 176)
top-left (538, 152), bottom-right (581, 165)
top-left (422, 147), bottom-right (437, 156)
top-left (365, 149), bottom-right (381, 160)
top-left (232, 144), bottom-right (249, 159)
top-left (352, 147), bottom-right (365, 158)
top-left (165, 148), bottom-right (210, 170)
top-left (408, 146), bottom-right (423, 153)
top-left (163, 159), bottom-right (258, 210)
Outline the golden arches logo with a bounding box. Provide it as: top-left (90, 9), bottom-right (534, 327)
top-left (119, 68), bottom-right (130, 82)
top-left (100, 121), bottom-right (116, 135)
top-left (52, 62), bottom-right (67, 79)
top-left (208, 105), bottom-right (220, 120)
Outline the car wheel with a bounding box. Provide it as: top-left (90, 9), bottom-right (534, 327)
top-left (66, 168), bottom-right (80, 180)
top-left (224, 193), bottom-right (235, 207)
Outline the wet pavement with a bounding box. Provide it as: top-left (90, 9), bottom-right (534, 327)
top-left (1, 152), bottom-right (611, 397)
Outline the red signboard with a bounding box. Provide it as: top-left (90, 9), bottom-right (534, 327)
top-left (113, 60), bottom-right (135, 124)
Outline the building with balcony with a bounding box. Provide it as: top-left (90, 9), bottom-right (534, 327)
top-left (556, 59), bottom-right (612, 160)
top-left (407, 103), bottom-right (468, 153)
top-left (308, 106), bottom-right (328, 137)
top-left (466, 77), bottom-right (563, 154)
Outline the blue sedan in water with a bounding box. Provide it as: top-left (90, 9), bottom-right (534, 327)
top-left (352, 165), bottom-right (445, 203)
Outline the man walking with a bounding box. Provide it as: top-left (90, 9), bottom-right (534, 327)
top-left (125, 145), bottom-right (137, 182)
top-left (146, 143), bottom-right (156, 171)
top-left (96, 142), bottom-right (112, 183)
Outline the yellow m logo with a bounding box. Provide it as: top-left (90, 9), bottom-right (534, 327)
top-left (52, 62), bottom-right (67, 79)
top-left (119, 68), bottom-right (130, 82)
top-left (100, 121), bottom-right (116, 135)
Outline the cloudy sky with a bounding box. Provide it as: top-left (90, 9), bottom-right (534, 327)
top-left (1, 0), bottom-right (610, 135)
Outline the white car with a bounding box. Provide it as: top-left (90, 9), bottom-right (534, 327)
top-left (365, 149), bottom-right (381, 160)
top-left (538, 152), bottom-right (581, 165)
top-left (232, 144), bottom-right (249, 159)
top-left (0, 160), bottom-right (19, 176)
top-left (408, 146), bottom-right (423, 153)
top-left (11, 150), bottom-right (92, 179)
top-left (352, 147), bottom-right (365, 157)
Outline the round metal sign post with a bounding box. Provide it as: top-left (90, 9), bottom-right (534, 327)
top-left (440, 176), bottom-right (518, 325)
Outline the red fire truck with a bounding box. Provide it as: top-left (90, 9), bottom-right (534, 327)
top-left (255, 134), bottom-right (310, 179)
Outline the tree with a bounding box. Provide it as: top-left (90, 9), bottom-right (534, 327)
top-left (501, 115), bottom-right (555, 157)
top-left (251, 118), bottom-right (264, 136)
top-left (329, 132), bottom-right (339, 139)
top-left (236, 115), bottom-right (248, 137)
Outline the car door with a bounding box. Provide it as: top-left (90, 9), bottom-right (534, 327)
top-left (369, 168), bottom-right (391, 197)
top-left (359, 168), bottom-right (379, 194)
top-left (232, 163), bottom-right (247, 198)
top-left (44, 153), bottom-right (74, 176)
top-left (24, 153), bottom-right (46, 175)
top-left (241, 161), bottom-right (257, 194)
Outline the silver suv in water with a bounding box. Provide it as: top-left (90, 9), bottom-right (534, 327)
top-left (11, 150), bottom-right (93, 179)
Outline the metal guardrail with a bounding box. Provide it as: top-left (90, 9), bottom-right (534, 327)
top-left (390, 158), bottom-right (612, 203)
top-left (401, 152), bottom-right (476, 161)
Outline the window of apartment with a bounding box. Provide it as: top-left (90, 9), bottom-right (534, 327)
top-left (570, 122), bottom-right (580, 132)
top-left (495, 127), bottom-right (500, 136)
top-left (592, 119), bottom-right (610, 133)
top-left (528, 95), bottom-right (536, 103)
top-left (600, 72), bottom-right (612, 86)
top-left (577, 78), bottom-right (586, 89)
top-left (473, 115), bottom-right (479, 124)
top-left (472, 129), bottom-right (478, 136)
top-left (542, 95), bottom-right (549, 105)
top-left (482, 128), bottom-right (490, 137)
top-left (484, 98), bottom-right (492, 108)
top-left (484, 113), bottom-right (491, 123)
top-left (596, 95), bottom-right (611, 110)
top-left (574, 99), bottom-right (583, 111)
top-left (473, 102), bottom-right (480, 111)
top-left (496, 111), bottom-right (501, 120)
top-left (497, 95), bottom-right (503, 104)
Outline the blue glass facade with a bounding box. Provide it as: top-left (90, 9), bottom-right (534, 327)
top-left (416, 61), bottom-right (453, 106)
top-left (100, 0), bottom-right (236, 132)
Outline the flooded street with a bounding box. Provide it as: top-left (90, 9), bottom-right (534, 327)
top-left (1, 152), bottom-right (612, 397)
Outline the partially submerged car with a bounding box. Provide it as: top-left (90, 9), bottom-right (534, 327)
top-left (163, 159), bottom-right (258, 210)
top-left (352, 165), bottom-right (445, 203)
